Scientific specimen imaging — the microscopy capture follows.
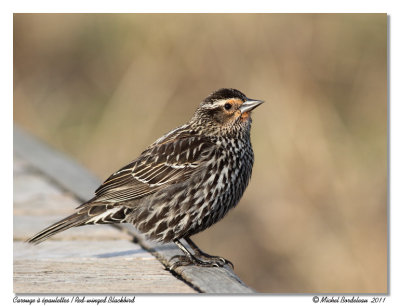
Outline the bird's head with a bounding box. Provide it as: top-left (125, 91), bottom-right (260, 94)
top-left (192, 88), bottom-right (264, 136)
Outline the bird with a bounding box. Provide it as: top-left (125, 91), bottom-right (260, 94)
top-left (27, 88), bottom-right (264, 269)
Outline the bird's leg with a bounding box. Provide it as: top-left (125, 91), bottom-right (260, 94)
top-left (170, 239), bottom-right (225, 270)
top-left (184, 237), bottom-right (234, 269)
top-left (169, 240), bottom-right (196, 269)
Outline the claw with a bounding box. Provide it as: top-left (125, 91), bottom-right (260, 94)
top-left (171, 239), bottom-right (235, 270)
top-left (170, 254), bottom-right (183, 261)
top-left (170, 254), bottom-right (234, 270)
top-left (169, 254), bottom-right (227, 269)
top-left (169, 255), bottom-right (192, 270)
top-left (225, 259), bottom-right (234, 269)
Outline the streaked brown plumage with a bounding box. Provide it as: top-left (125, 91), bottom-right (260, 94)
top-left (27, 88), bottom-right (264, 268)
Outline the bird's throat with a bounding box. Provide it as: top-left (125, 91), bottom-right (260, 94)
top-left (240, 112), bottom-right (251, 122)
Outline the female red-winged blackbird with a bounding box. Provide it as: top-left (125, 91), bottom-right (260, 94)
top-left (27, 88), bottom-right (263, 269)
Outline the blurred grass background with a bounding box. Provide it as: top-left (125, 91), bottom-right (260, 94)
top-left (13, 13), bottom-right (387, 293)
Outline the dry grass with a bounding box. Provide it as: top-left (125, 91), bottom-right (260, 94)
top-left (14, 13), bottom-right (387, 293)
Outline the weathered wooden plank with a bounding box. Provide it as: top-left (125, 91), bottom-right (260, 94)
top-left (13, 125), bottom-right (254, 293)
top-left (13, 160), bottom-right (77, 215)
top-left (14, 240), bottom-right (154, 261)
top-left (118, 226), bottom-right (254, 293)
top-left (14, 215), bottom-right (132, 242)
top-left (13, 153), bottom-right (131, 242)
top-left (14, 242), bottom-right (195, 293)
top-left (14, 126), bottom-right (99, 201)
top-left (14, 260), bottom-right (196, 293)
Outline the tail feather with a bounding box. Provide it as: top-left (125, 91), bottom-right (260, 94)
top-left (26, 213), bottom-right (88, 244)
top-left (27, 203), bottom-right (133, 244)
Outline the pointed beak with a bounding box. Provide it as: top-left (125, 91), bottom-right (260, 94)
top-left (239, 98), bottom-right (264, 114)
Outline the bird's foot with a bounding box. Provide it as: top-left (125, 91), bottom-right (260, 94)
top-left (170, 238), bottom-right (234, 270)
top-left (194, 253), bottom-right (234, 269)
top-left (169, 254), bottom-right (228, 270)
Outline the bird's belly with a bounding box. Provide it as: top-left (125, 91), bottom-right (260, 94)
top-left (186, 160), bottom-right (252, 236)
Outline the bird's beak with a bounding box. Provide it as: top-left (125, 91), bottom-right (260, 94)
top-left (239, 99), bottom-right (264, 114)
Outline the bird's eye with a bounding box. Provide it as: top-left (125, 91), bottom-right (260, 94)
top-left (224, 103), bottom-right (232, 110)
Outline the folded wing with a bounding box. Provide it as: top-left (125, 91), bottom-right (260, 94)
top-left (91, 133), bottom-right (214, 203)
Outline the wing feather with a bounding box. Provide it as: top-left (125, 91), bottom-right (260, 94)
top-left (92, 132), bottom-right (214, 203)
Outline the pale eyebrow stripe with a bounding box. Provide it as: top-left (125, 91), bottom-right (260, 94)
top-left (201, 98), bottom-right (243, 110)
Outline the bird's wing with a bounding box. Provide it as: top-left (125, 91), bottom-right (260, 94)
top-left (91, 133), bottom-right (214, 203)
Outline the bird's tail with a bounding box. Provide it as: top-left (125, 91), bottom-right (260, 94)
top-left (26, 203), bottom-right (133, 244)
